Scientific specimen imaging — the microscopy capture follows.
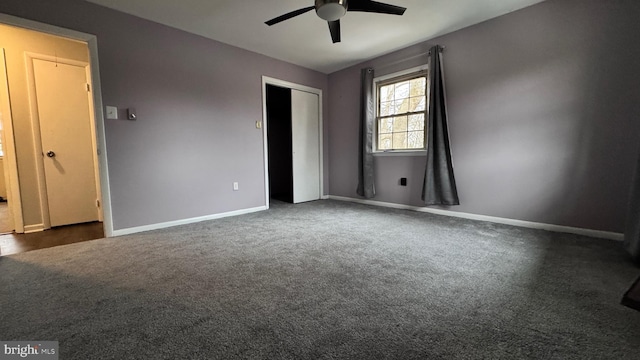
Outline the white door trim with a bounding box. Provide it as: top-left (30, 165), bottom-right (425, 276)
top-left (0, 12), bottom-right (114, 237)
top-left (261, 76), bottom-right (324, 208)
top-left (0, 48), bottom-right (24, 233)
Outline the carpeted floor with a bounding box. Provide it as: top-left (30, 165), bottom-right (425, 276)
top-left (1, 200), bottom-right (639, 359)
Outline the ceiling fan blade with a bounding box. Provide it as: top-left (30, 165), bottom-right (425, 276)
top-left (328, 20), bottom-right (341, 43)
top-left (347, 0), bottom-right (406, 15)
top-left (265, 6), bottom-right (315, 26)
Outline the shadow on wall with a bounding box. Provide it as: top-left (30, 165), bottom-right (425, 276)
top-left (560, 4), bottom-right (640, 232)
top-left (446, 2), bottom-right (640, 233)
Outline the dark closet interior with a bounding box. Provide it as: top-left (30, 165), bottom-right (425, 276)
top-left (266, 84), bottom-right (293, 203)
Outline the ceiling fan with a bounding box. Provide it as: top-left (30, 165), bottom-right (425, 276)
top-left (265, 0), bottom-right (407, 43)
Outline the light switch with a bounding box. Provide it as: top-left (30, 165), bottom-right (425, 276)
top-left (127, 108), bottom-right (137, 120)
top-left (105, 106), bottom-right (118, 119)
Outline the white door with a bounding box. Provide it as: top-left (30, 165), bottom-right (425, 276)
top-left (32, 59), bottom-right (99, 227)
top-left (291, 89), bottom-right (320, 203)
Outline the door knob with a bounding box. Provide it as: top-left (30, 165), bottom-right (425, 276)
top-left (46, 151), bottom-right (55, 158)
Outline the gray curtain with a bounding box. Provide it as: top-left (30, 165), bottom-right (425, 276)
top-left (624, 151), bottom-right (640, 263)
top-left (357, 68), bottom-right (376, 198)
top-left (422, 45), bottom-right (460, 205)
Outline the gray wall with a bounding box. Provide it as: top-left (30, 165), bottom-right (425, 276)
top-left (329, 0), bottom-right (640, 233)
top-left (0, 0), bottom-right (329, 231)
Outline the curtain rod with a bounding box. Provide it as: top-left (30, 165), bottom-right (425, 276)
top-left (429, 45), bottom-right (446, 54)
top-left (372, 46), bottom-right (445, 71)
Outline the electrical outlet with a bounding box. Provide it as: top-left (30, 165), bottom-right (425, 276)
top-left (233, 182), bottom-right (239, 191)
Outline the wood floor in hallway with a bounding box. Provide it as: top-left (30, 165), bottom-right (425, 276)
top-left (0, 222), bottom-right (104, 256)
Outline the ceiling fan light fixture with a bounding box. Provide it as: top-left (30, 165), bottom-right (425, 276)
top-left (266, 0), bottom-right (406, 43)
top-left (315, 0), bottom-right (347, 21)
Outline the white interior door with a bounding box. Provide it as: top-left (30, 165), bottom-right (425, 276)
top-left (33, 59), bottom-right (99, 227)
top-left (291, 89), bottom-right (320, 203)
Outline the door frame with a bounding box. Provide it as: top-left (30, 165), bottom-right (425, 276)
top-left (0, 13), bottom-right (114, 236)
top-left (0, 48), bottom-right (23, 232)
top-left (261, 76), bottom-right (324, 208)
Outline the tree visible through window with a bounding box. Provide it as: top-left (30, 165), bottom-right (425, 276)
top-left (376, 71), bottom-right (427, 151)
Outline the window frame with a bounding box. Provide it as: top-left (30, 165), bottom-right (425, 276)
top-left (373, 65), bottom-right (429, 155)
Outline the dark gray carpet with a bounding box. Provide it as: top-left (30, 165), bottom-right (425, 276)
top-left (1, 200), bottom-right (639, 359)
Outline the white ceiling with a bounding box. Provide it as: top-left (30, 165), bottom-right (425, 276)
top-left (86, 0), bottom-right (546, 74)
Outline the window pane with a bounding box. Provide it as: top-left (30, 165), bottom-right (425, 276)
top-left (407, 131), bottom-right (424, 149)
top-left (380, 85), bottom-right (394, 102)
top-left (394, 99), bottom-right (409, 114)
top-left (394, 81), bottom-right (410, 99)
top-left (393, 116), bottom-right (407, 132)
top-left (379, 118), bottom-right (393, 134)
top-left (392, 132), bottom-right (407, 149)
top-left (380, 101), bottom-right (393, 116)
top-left (410, 96), bottom-right (426, 112)
top-left (376, 73), bottom-right (427, 151)
top-left (408, 114), bottom-right (424, 131)
top-left (379, 134), bottom-right (392, 150)
top-left (410, 77), bottom-right (426, 96)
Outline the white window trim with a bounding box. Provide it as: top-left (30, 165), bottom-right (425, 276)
top-left (373, 150), bottom-right (427, 157)
top-left (373, 64), bottom-right (429, 155)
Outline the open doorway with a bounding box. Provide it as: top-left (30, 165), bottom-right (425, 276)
top-left (0, 16), bottom-right (113, 255)
top-left (262, 77), bottom-right (323, 207)
top-left (266, 84), bottom-right (294, 203)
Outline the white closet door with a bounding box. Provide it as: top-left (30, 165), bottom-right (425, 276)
top-left (291, 89), bottom-right (320, 203)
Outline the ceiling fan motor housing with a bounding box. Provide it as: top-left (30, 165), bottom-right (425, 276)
top-left (315, 0), bottom-right (348, 21)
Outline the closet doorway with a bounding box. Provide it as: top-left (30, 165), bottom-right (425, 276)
top-left (262, 77), bottom-right (323, 206)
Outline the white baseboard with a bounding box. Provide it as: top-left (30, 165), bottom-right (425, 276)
top-left (112, 206), bottom-right (267, 237)
top-left (328, 196), bottom-right (624, 241)
top-left (23, 223), bottom-right (45, 234)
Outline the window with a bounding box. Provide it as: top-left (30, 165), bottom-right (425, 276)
top-left (376, 69), bottom-right (428, 152)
